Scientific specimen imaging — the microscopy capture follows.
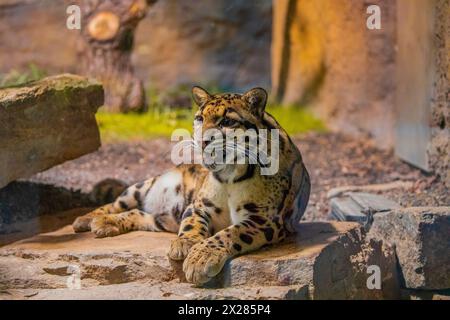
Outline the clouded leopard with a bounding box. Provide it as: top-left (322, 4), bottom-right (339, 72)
top-left (73, 86), bottom-right (310, 285)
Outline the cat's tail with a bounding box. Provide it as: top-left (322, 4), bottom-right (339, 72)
top-left (286, 164), bottom-right (311, 233)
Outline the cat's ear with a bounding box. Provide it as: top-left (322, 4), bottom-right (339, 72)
top-left (192, 86), bottom-right (211, 107)
top-left (243, 87), bottom-right (267, 118)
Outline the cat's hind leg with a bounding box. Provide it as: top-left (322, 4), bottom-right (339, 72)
top-left (91, 210), bottom-right (179, 238)
top-left (72, 178), bottom-right (155, 233)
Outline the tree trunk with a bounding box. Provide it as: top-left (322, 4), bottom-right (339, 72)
top-left (76, 0), bottom-right (156, 113)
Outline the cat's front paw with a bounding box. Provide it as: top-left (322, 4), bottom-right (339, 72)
top-left (183, 241), bottom-right (229, 285)
top-left (168, 237), bottom-right (198, 261)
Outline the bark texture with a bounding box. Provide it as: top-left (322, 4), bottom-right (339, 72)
top-left (76, 0), bottom-right (156, 112)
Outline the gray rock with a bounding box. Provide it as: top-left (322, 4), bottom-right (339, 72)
top-left (400, 288), bottom-right (450, 300)
top-left (1, 283), bottom-right (310, 300)
top-left (0, 74), bottom-right (103, 188)
top-left (329, 192), bottom-right (400, 224)
top-left (368, 207), bottom-right (450, 290)
top-left (173, 223), bottom-right (400, 299)
top-left (0, 221), bottom-right (400, 299)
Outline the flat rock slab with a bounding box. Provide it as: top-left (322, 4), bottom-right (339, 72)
top-left (329, 192), bottom-right (400, 223)
top-left (368, 207), bottom-right (450, 290)
top-left (0, 74), bottom-right (103, 188)
top-left (2, 282), bottom-right (310, 300)
top-left (0, 221), bottom-right (399, 300)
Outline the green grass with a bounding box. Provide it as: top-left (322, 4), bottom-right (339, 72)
top-left (97, 105), bottom-right (326, 142)
top-left (97, 108), bottom-right (195, 142)
top-left (266, 105), bottom-right (326, 135)
top-left (0, 64), bottom-right (47, 88)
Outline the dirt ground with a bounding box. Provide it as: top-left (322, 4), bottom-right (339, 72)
top-left (28, 132), bottom-right (449, 221)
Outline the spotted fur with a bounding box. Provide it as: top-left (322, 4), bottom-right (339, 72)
top-left (72, 87), bottom-right (310, 285)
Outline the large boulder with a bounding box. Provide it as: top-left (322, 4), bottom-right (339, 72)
top-left (368, 207), bottom-right (450, 290)
top-left (0, 74), bottom-right (103, 189)
top-left (0, 221), bottom-right (399, 300)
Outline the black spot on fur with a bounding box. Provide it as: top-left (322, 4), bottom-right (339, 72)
top-left (272, 217), bottom-right (282, 229)
top-left (175, 184), bottom-right (182, 194)
top-left (187, 189), bottom-right (194, 203)
top-left (212, 172), bottom-right (224, 183)
top-left (188, 166), bottom-right (197, 174)
top-left (249, 215), bottom-right (266, 225)
top-left (154, 216), bottom-right (167, 231)
top-left (243, 203), bottom-right (259, 213)
top-left (119, 201), bottom-right (129, 210)
top-left (239, 234), bottom-right (253, 244)
top-left (183, 224), bottom-right (194, 232)
top-left (202, 198), bottom-right (215, 207)
top-left (215, 207), bottom-right (222, 214)
top-left (245, 220), bottom-right (257, 228)
top-left (262, 227), bottom-right (274, 242)
top-left (233, 164), bottom-right (255, 183)
top-left (145, 178), bottom-right (157, 197)
top-left (233, 243), bottom-right (242, 252)
top-left (134, 191), bottom-right (142, 208)
top-left (193, 209), bottom-right (210, 221)
top-left (182, 208), bottom-right (193, 219)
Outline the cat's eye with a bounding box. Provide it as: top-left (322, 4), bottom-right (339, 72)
top-left (219, 117), bottom-right (238, 127)
top-left (194, 115), bottom-right (203, 122)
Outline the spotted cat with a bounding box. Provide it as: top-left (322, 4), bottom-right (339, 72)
top-left (73, 86), bottom-right (310, 285)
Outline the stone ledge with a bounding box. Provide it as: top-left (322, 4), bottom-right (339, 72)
top-left (0, 220), bottom-right (400, 300)
top-left (0, 74), bottom-right (104, 188)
